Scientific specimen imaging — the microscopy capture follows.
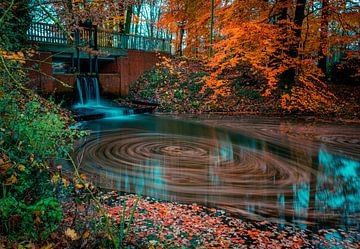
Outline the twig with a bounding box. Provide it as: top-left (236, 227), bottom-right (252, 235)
top-left (35, 0), bottom-right (73, 41)
top-left (0, 0), bottom-right (14, 27)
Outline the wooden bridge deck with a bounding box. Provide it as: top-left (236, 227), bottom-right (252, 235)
top-left (26, 22), bottom-right (172, 58)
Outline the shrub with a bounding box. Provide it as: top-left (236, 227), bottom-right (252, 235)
top-left (129, 57), bottom-right (212, 113)
top-left (0, 58), bottom-right (82, 242)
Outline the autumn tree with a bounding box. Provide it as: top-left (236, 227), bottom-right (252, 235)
top-left (158, 0), bottom-right (359, 112)
top-left (159, 0), bottom-right (218, 56)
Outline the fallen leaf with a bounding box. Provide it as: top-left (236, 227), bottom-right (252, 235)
top-left (40, 244), bottom-right (55, 249)
top-left (82, 230), bottom-right (90, 239)
top-left (65, 228), bottom-right (79, 241)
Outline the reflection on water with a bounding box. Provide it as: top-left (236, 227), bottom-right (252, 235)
top-left (316, 149), bottom-right (359, 224)
top-left (76, 115), bottom-right (360, 228)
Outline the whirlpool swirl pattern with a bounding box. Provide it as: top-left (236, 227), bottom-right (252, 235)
top-left (76, 128), bottom-right (329, 222)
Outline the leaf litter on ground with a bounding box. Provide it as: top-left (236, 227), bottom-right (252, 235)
top-left (61, 192), bottom-right (359, 248)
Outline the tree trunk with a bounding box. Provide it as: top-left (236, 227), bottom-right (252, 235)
top-left (294, 0), bottom-right (306, 39)
top-left (118, 2), bottom-right (125, 33)
top-left (319, 0), bottom-right (329, 80)
top-left (156, 7), bottom-right (162, 39)
top-left (290, 0), bottom-right (306, 76)
top-left (134, 3), bottom-right (143, 35)
top-left (279, 0), bottom-right (306, 89)
top-left (124, 4), bottom-right (133, 34)
top-left (209, 0), bottom-right (215, 57)
top-left (178, 27), bottom-right (185, 56)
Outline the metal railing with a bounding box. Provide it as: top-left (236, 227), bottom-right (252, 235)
top-left (26, 22), bottom-right (171, 53)
top-left (27, 22), bottom-right (68, 45)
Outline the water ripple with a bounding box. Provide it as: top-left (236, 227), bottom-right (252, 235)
top-left (77, 128), bottom-right (346, 224)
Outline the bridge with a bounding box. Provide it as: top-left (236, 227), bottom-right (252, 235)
top-left (26, 22), bottom-right (172, 96)
top-left (27, 22), bottom-right (171, 56)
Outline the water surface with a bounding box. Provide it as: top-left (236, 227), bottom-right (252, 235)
top-left (76, 114), bottom-right (360, 228)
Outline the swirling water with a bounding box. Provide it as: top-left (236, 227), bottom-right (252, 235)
top-left (76, 114), bottom-right (360, 228)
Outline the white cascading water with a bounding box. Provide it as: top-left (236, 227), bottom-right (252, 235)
top-left (76, 77), bottom-right (100, 106)
top-left (74, 77), bottom-right (133, 118)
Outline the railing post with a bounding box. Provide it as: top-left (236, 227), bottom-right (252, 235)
top-left (162, 39), bottom-right (165, 52)
top-left (122, 34), bottom-right (128, 49)
top-left (40, 23), bottom-right (44, 42)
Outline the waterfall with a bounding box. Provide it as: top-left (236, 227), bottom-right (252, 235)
top-left (76, 78), bottom-right (84, 105)
top-left (76, 77), bottom-right (100, 106)
top-left (74, 76), bottom-right (134, 119)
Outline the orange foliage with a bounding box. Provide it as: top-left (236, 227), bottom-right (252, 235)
top-left (208, 21), bottom-right (294, 96)
top-left (200, 73), bottom-right (230, 100)
top-left (281, 83), bottom-right (337, 112)
top-left (0, 49), bottom-right (26, 64)
top-left (158, 0), bottom-right (359, 113)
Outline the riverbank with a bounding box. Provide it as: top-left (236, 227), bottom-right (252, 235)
top-left (61, 192), bottom-right (360, 248)
top-left (124, 57), bottom-right (360, 120)
top-left (121, 81), bottom-right (360, 122)
top-left (49, 84), bottom-right (360, 123)
top-left (118, 97), bottom-right (360, 124)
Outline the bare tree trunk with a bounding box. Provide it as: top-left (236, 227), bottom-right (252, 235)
top-left (319, 0), bottom-right (329, 80)
top-left (156, 7), bottom-right (162, 38)
top-left (125, 4), bottom-right (133, 34)
top-left (278, 0), bottom-right (306, 89)
top-left (277, 0), bottom-right (288, 21)
top-left (209, 0), bottom-right (214, 57)
top-left (178, 28), bottom-right (184, 56)
top-left (290, 0), bottom-right (306, 74)
top-left (294, 0), bottom-right (306, 39)
top-left (118, 2), bottom-right (125, 33)
top-left (149, 2), bottom-right (155, 37)
top-left (134, 3), bottom-right (143, 35)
